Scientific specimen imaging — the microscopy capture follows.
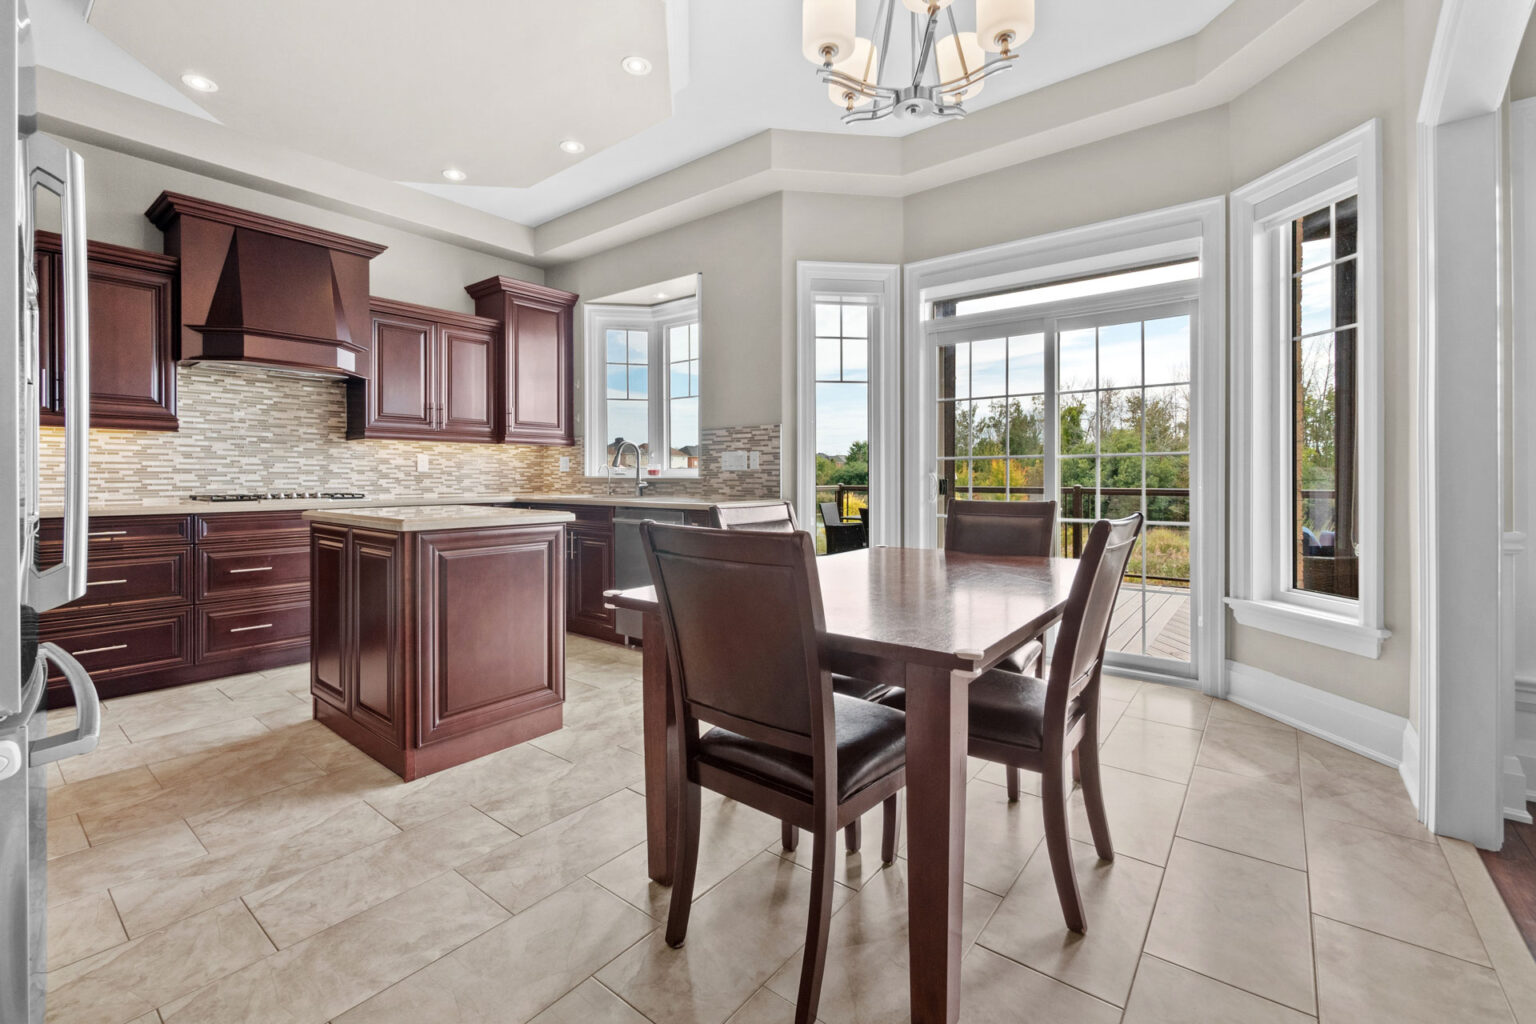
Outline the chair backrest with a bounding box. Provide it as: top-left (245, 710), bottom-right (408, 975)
top-left (710, 501), bottom-right (799, 533)
top-left (641, 522), bottom-right (830, 760)
top-left (818, 502), bottom-right (842, 527)
top-left (1048, 514), bottom-right (1144, 700)
top-left (945, 499), bottom-right (1058, 557)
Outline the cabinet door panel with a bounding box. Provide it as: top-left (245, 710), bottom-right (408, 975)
top-left (88, 265), bottom-right (177, 428)
top-left (310, 528), bottom-right (349, 710)
top-left (370, 315), bottom-right (434, 430)
top-left (352, 533), bottom-right (401, 741)
top-left (36, 248), bottom-right (61, 422)
top-left (507, 302), bottom-right (570, 442)
top-left (568, 528), bottom-right (615, 634)
top-left (439, 325), bottom-right (495, 440)
top-left (417, 527), bottom-right (563, 746)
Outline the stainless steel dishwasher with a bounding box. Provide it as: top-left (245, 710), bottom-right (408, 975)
top-left (612, 506), bottom-right (687, 642)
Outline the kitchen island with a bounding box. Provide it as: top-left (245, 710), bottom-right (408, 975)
top-left (303, 504), bottom-right (575, 780)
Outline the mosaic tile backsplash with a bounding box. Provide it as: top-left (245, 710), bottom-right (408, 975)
top-left (38, 364), bottom-right (781, 506)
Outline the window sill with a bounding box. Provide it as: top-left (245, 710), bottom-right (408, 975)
top-left (1226, 597), bottom-right (1390, 659)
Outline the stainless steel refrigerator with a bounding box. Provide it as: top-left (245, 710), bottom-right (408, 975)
top-left (0, 3), bottom-right (104, 1021)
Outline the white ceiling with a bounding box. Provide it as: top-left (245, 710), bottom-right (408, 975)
top-left (87, 0), bottom-right (674, 188)
top-left (591, 274), bottom-right (699, 307)
top-left (68, 0), bottom-right (1239, 229)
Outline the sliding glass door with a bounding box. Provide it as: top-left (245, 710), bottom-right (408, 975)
top-left (928, 291), bottom-right (1198, 676)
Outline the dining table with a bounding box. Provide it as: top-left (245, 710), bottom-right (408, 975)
top-left (606, 545), bottom-right (1078, 1024)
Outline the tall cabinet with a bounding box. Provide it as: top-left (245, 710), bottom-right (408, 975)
top-left (465, 276), bottom-right (578, 446)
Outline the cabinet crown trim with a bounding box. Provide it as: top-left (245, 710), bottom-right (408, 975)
top-left (34, 230), bottom-right (179, 273)
top-left (145, 191), bottom-right (388, 259)
top-left (370, 296), bottom-right (500, 332)
top-left (464, 276), bottom-right (578, 306)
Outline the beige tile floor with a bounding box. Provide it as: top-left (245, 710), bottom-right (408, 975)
top-left (38, 636), bottom-right (1536, 1024)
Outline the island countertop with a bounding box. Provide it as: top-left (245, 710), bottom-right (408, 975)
top-left (301, 504), bottom-right (577, 533)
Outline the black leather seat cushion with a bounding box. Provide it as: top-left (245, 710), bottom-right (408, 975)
top-left (698, 694), bottom-right (906, 801)
top-left (997, 639), bottom-right (1044, 675)
top-left (878, 669), bottom-right (1048, 750)
top-left (831, 674), bottom-right (892, 702)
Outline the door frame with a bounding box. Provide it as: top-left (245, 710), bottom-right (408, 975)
top-left (901, 198), bottom-right (1227, 693)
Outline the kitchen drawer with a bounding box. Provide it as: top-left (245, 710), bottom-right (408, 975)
top-left (37, 515), bottom-right (191, 557)
top-left (195, 511), bottom-right (308, 546)
top-left (197, 596), bottom-right (310, 664)
top-left (65, 548), bottom-right (192, 612)
top-left (196, 544), bottom-right (309, 601)
top-left (40, 608), bottom-right (193, 684)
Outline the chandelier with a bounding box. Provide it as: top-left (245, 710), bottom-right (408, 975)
top-left (803, 0), bottom-right (1035, 123)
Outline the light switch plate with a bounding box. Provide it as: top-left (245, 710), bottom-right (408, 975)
top-left (748, 451), bottom-right (761, 470)
top-left (721, 451), bottom-right (748, 471)
top-left (417, 453), bottom-right (430, 473)
top-left (559, 456), bottom-right (571, 472)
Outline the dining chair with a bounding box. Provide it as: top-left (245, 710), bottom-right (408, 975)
top-left (709, 500), bottom-right (800, 532)
top-left (708, 502), bottom-right (893, 853)
top-left (879, 513), bottom-right (1143, 933)
top-left (641, 522), bottom-right (906, 1024)
top-left (943, 499), bottom-right (1058, 798)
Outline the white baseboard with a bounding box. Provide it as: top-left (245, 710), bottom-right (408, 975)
top-left (1224, 660), bottom-right (1407, 769)
top-left (1400, 722), bottom-right (1421, 812)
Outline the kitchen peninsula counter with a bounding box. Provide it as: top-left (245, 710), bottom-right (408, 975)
top-left (45, 493), bottom-right (766, 517)
top-left (304, 504), bottom-right (576, 780)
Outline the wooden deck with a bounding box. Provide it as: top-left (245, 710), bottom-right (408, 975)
top-left (1106, 585), bottom-right (1191, 663)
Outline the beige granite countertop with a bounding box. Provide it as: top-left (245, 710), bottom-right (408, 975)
top-left (301, 505), bottom-right (577, 533)
top-left (42, 493), bottom-right (766, 517)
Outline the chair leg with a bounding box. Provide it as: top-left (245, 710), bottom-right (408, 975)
top-left (1040, 761), bottom-right (1087, 934)
top-left (1005, 766), bottom-right (1021, 802)
top-left (782, 821), bottom-right (799, 852)
top-left (845, 817), bottom-right (862, 853)
top-left (796, 823), bottom-right (837, 1024)
top-left (881, 795), bottom-right (899, 864)
top-left (664, 781), bottom-right (703, 948)
top-left (1077, 736), bottom-right (1115, 862)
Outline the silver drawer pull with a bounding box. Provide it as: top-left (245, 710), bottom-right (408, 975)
top-left (228, 566), bottom-right (274, 574)
top-left (88, 530), bottom-right (128, 537)
top-left (74, 643), bottom-right (128, 656)
top-left (229, 623), bottom-right (273, 633)
top-left (88, 579), bottom-right (129, 586)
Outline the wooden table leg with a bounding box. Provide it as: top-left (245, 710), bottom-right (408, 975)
top-left (903, 664), bottom-right (969, 1024)
top-left (641, 609), bottom-right (677, 884)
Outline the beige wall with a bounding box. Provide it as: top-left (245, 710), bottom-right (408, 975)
top-left (58, 137), bottom-right (542, 314)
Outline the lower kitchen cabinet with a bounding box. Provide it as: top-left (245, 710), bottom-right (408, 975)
top-left (309, 520), bottom-right (566, 780)
top-left (567, 524), bottom-right (617, 640)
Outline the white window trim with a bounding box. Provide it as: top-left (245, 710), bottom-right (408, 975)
top-left (1228, 120), bottom-right (1388, 659)
top-left (901, 197), bottom-right (1227, 694)
top-left (581, 296), bottom-right (700, 479)
top-left (795, 262), bottom-right (901, 545)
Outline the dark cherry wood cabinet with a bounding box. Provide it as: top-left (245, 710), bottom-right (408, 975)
top-left (35, 231), bottom-right (178, 431)
top-left (347, 298), bottom-right (497, 442)
top-left (309, 520), bottom-right (566, 780)
top-left (40, 510), bottom-right (311, 705)
top-left (466, 276), bottom-right (578, 446)
top-left (568, 524), bottom-right (617, 639)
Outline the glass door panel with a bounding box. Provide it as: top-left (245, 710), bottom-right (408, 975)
top-left (814, 298), bottom-right (871, 554)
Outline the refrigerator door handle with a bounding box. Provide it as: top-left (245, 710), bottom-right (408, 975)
top-left (26, 644), bottom-right (98, 766)
top-left (22, 135), bottom-right (89, 614)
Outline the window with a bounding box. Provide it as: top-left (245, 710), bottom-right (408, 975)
top-left (1229, 121), bottom-right (1387, 658)
top-left (583, 297), bottom-right (700, 477)
top-left (814, 299), bottom-right (871, 549)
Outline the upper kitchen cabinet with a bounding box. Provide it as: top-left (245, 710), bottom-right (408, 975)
top-left (345, 298), bottom-right (498, 443)
top-left (34, 232), bottom-right (179, 431)
top-left (146, 192), bottom-right (386, 378)
top-left (466, 276), bottom-right (578, 446)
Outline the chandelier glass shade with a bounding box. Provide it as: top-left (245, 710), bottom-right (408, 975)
top-left (804, 0), bottom-right (1034, 123)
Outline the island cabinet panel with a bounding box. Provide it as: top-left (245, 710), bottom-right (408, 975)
top-left (310, 526), bottom-right (350, 711)
top-left (309, 520), bottom-right (564, 780)
top-left (417, 529), bottom-right (563, 747)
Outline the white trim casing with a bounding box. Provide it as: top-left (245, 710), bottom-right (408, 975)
top-left (581, 295), bottom-right (701, 479)
top-left (901, 198), bottom-right (1226, 694)
top-left (795, 262), bottom-right (901, 546)
top-left (1400, 722), bottom-right (1421, 812)
top-left (1225, 660), bottom-right (1407, 771)
top-left (1227, 120), bottom-right (1389, 659)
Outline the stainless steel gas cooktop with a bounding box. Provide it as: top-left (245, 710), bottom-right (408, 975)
top-left (187, 492), bottom-right (366, 502)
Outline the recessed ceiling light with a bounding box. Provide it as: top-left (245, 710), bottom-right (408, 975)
top-left (180, 72), bottom-right (219, 93)
top-left (654, 292), bottom-right (668, 300)
top-left (621, 55), bottom-right (653, 76)
top-left (559, 139), bottom-right (585, 155)
top-left (441, 167), bottom-right (467, 182)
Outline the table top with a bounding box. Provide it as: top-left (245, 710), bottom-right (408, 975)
top-left (607, 546), bottom-right (1077, 672)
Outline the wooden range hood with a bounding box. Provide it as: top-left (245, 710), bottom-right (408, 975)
top-left (146, 192), bottom-right (387, 377)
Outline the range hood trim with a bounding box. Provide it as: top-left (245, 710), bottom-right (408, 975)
top-left (146, 192), bottom-right (388, 259)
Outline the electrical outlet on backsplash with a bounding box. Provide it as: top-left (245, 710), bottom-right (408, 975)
top-left (35, 363), bottom-right (782, 506)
